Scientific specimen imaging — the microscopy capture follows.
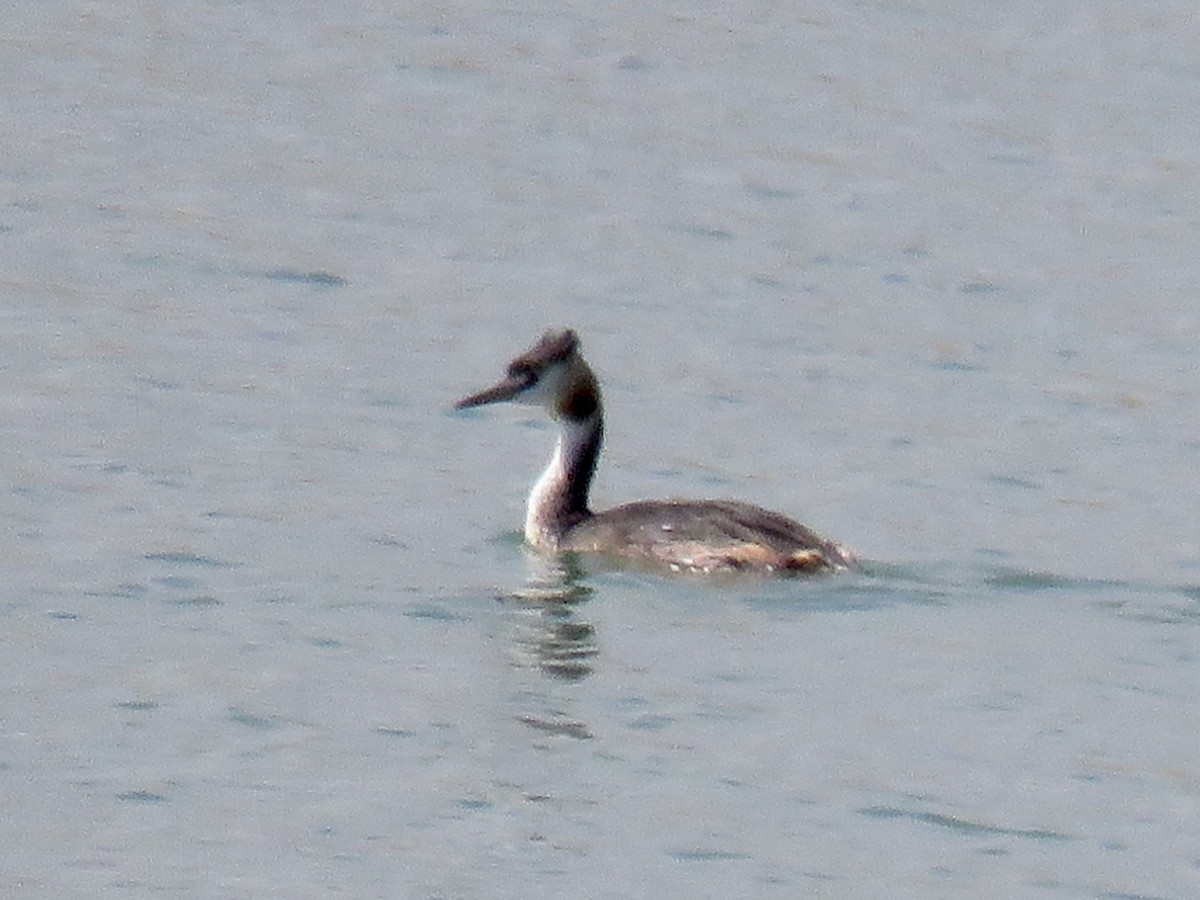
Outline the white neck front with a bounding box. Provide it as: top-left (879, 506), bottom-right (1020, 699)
top-left (524, 414), bottom-right (602, 547)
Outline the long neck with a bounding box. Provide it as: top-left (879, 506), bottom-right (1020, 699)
top-left (524, 411), bottom-right (603, 547)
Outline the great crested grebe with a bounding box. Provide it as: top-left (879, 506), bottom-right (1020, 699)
top-left (455, 329), bottom-right (855, 575)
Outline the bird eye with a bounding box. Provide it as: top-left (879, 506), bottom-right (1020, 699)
top-left (508, 363), bottom-right (536, 385)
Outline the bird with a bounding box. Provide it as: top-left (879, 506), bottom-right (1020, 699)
top-left (455, 329), bottom-right (855, 575)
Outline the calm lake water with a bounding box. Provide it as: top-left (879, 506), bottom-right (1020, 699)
top-left (3, 2), bottom-right (1198, 897)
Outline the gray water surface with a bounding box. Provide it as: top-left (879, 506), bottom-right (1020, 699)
top-left (3, 2), bottom-right (1197, 897)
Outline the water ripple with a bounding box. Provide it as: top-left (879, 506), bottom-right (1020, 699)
top-left (859, 806), bottom-right (1073, 842)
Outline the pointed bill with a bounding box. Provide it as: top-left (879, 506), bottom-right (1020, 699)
top-left (455, 373), bottom-right (531, 409)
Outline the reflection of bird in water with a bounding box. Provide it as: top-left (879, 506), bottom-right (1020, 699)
top-left (456, 329), bottom-right (855, 575)
top-left (505, 556), bottom-right (598, 683)
top-left (504, 556), bottom-right (597, 740)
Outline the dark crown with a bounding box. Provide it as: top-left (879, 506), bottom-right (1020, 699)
top-left (506, 329), bottom-right (579, 378)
